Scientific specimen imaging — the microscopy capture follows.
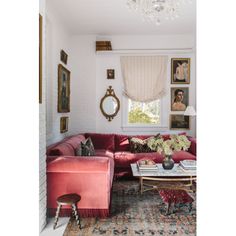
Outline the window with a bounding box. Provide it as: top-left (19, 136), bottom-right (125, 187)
top-left (128, 99), bottom-right (160, 125)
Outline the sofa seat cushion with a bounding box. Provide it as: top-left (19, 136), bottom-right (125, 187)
top-left (114, 151), bottom-right (163, 168)
top-left (48, 143), bottom-right (75, 156)
top-left (114, 151), bottom-right (196, 168)
top-left (85, 133), bottom-right (115, 152)
top-left (95, 149), bottom-right (114, 159)
top-left (47, 156), bottom-right (111, 173)
top-left (64, 135), bottom-right (86, 149)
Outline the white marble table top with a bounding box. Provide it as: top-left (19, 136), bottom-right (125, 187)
top-left (131, 163), bottom-right (196, 177)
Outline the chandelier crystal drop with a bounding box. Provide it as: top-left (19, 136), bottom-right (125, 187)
top-left (127, 0), bottom-right (190, 25)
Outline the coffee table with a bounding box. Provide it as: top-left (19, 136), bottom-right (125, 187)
top-left (131, 163), bottom-right (196, 194)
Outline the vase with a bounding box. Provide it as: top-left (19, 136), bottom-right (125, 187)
top-left (162, 155), bottom-right (175, 170)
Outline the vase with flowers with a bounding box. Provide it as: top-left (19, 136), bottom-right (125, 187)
top-left (147, 134), bottom-right (191, 170)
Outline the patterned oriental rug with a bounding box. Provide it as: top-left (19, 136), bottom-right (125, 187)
top-left (63, 180), bottom-right (196, 236)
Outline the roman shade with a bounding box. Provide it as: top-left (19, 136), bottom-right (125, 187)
top-left (120, 56), bottom-right (167, 102)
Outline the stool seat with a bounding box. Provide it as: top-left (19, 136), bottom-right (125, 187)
top-left (57, 193), bottom-right (81, 205)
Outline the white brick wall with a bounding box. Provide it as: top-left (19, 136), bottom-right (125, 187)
top-left (39, 0), bottom-right (47, 232)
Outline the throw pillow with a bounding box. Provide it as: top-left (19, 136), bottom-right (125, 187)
top-left (129, 134), bottom-right (160, 153)
top-left (146, 133), bottom-right (162, 151)
top-left (75, 137), bottom-right (95, 156)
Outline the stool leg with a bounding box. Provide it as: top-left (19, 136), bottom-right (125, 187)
top-left (72, 203), bottom-right (81, 229)
top-left (53, 203), bottom-right (61, 230)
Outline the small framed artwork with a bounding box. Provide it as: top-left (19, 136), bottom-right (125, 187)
top-left (58, 64), bottom-right (70, 113)
top-left (107, 69), bottom-right (115, 79)
top-left (60, 117), bottom-right (68, 133)
top-left (171, 58), bottom-right (190, 84)
top-left (170, 115), bottom-right (190, 130)
top-left (39, 14), bottom-right (42, 104)
top-left (60, 50), bottom-right (68, 64)
top-left (171, 87), bottom-right (189, 111)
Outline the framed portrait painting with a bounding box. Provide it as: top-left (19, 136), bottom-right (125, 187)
top-left (58, 64), bottom-right (70, 113)
top-left (60, 117), bottom-right (68, 133)
top-left (170, 115), bottom-right (190, 130)
top-left (107, 69), bottom-right (115, 79)
top-left (171, 58), bottom-right (190, 84)
top-left (171, 87), bottom-right (189, 111)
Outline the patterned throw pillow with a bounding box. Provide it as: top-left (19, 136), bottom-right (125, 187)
top-left (75, 137), bottom-right (95, 156)
top-left (146, 134), bottom-right (162, 151)
top-left (129, 134), bottom-right (160, 153)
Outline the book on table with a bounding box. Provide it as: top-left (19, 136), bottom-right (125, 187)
top-left (137, 160), bottom-right (158, 171)
top-left (179, 160), bottom-right (196, 170)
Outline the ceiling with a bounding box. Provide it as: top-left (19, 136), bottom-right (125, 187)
top-left (47, 0), bottom-right (196, 35)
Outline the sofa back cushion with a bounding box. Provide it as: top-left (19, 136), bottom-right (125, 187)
top-left (64, 135), bottom-right (86, 149)
top-left (115, 134), bottom-right (130, 151)
top-left (161, 132), bottom-right (187, 140)
top-left (85, 133), bottom-right (115, 152)
top-left (48, 142), bottom-right (75, 156)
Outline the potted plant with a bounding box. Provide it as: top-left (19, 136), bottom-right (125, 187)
top-left (147, 135), bottom-right (191, 170)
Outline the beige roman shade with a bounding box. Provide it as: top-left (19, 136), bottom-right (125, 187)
top-left (120, 56), bottom-right (167, 102)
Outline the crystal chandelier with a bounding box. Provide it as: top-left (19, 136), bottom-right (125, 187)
top-left (127, 0), bottom-right (189, 25)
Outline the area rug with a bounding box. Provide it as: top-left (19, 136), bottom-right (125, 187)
top-left (63, 180), bottom-right (196, 236)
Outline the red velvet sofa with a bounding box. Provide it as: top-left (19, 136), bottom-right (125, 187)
top-left (46, 133), bottom-right (196, 217)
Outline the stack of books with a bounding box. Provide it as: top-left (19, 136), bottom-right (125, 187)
top-left (179, 160), bottom-right (196, 170)
top-left (137, 160), bottom-right (158, 171)
top-left (96, 41), bottom-right (112, 51)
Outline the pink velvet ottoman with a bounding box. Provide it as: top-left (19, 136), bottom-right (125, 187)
top-left (47, 156), bottom-right (114, 218)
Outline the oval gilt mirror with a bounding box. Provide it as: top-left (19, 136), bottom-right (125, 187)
top-left (100, 86), bottom-right (120, 121)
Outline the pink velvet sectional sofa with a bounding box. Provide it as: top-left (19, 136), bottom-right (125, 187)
top-left (46, 133), bottom-right (196, 217)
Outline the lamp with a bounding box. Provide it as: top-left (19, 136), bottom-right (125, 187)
top-left (184, 106), bottom-right (196, 116)
top-left (126, 0), bottom-right (191, 25)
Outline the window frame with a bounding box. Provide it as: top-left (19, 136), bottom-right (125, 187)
top-left (122, 95), bottom-right (168, 132)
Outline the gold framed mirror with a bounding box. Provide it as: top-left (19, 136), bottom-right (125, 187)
top-left (100, 86), bottom-right (120, 121)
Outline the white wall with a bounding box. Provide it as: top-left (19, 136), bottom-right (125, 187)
top-left (95, 35), bottom-right (196, 137)
top-left (68, 35), bottom-right (97, 135)
top-left (95, 52), bottom-right (196, 137)
top-left (39, 0), bottom-right (47, 232)
top-left (46, 31), bottom-right (196, 146)
top-left (45, 3), bottom-right (72, 145)
top-left (62, 34), bottom-right (196, 138)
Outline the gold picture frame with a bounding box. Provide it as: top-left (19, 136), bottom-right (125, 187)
top-left (58, 64), bottom-right (70, 113)
top-left (39, 14), bottom-right (42, 103)
top-left (170, 115), bottom-right (190, 130)
top-left (171, 87), bottom-right (189, 111)
top-left (171, 58), bottom-right (190, 84)
top-left (60, 117), bottom-right (68, 133)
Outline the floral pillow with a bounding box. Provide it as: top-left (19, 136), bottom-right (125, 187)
top-left (75, 137), bottom-right (95, 156)
top-left (129, 134), bottom-right (160, 153)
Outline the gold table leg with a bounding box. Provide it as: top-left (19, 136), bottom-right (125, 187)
top-left (140, 177), bottom-right (143, 194)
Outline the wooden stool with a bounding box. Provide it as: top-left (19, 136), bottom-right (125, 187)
top-left (53, 193), bottom-right (82, 230)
